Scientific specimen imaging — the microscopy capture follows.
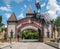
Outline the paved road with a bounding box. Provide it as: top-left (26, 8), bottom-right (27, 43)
top-left (2, 42), bottom-right (56, 49)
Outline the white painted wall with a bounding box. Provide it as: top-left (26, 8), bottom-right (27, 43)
top-left (7, 22), bottom-right (16, 38)
top-left (48, 24), bottom-right (52, 38)
top-left (44, 25), bottom-right (48, 38)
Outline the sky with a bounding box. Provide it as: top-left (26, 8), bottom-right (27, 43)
top-left (0, 0), bottom-right (60, 25)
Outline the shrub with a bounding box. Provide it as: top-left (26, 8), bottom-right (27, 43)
top-left (22, 29), bottom-right (39, 39)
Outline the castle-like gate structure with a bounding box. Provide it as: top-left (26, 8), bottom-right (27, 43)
top-left (7, 0), bottom-right (54, 42)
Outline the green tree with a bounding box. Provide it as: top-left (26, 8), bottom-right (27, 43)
top-left (22, 29), bottom-right (39, 39)
top-left (54, 16), bottom-right (60, 32)
top-left (54, 16), bottom-right (60, 27)
top-left (0, 16), bottom-right (4, 32)
top-left (0, 16), bottom-right (2, 23)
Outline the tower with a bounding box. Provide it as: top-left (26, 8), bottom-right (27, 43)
top-left (35, 0), bottom-right (41, 19)
top-left (7, 13), bottom-right (17, 38)
top-left (26, 6), bottom-right (34, 18)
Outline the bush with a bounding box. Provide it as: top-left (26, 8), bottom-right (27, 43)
top-left (0, 38), bottom-right (3, 42)
top-left (22, 29), bottom-right (39, 39)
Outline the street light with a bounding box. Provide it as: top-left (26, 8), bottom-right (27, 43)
top-left (10, 30), bottom-right (13, 48)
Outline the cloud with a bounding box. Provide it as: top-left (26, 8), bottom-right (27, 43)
top-left (0, 4), bottom-right (12, 12)
top-left (5, 13), bottom-right (11, 19)
top-left (20, 4), bottom-right (27, 13)
top-left (18, 13), bottom-right (24, 19)
top-left (4, 0), bottom-right (11, 4)
top-left (46, 0), bottom-right (60, 19)
top-left (47, 10), bottom-right (58, 19)
top-left (14, 0), bottom-right (23, 3)
top-left (41, 3), bottom-right (46, 7)
top-left (24, 4), bottom-right (27, 8)
top-left (21, 8), bottom-right (24, 12)
top-left (4, 0), bottom-right (23, 4)
top-left (27, 0), bottom-right (32, 1)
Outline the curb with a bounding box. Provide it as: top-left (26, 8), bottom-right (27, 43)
top-left (45, 42), bottom-right (59, 49)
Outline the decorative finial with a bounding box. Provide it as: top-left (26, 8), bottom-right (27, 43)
top-left (36, 0), bottom-right (39, 3)
top-left (35, 0), bottom-right (41, 19)
top-left (35, 0), bottom-right (40, 9)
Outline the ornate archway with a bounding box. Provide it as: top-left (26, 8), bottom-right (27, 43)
top-left (7, 0), bottom-right (53, 42)
top-left (17, 18), bottom-right (44, 41)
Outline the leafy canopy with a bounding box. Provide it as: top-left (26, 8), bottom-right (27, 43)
top-left (54, 16), bottom-right (60, 27)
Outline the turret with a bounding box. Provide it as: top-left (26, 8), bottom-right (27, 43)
top-left (26, 6), bottom-right (34, 18)
top-left (7, 13), bottom-right (17, 38)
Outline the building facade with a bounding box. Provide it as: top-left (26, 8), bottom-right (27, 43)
top-left (7, 0), bottom-right (54, 42)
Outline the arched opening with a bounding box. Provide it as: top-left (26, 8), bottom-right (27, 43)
top-left (22, 29), bottom-right (39, 39)
top-left (17, 22), bottom-right (43, 41)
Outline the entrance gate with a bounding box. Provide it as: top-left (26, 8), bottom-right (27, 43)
top-left (17, 18), bottom-right (44, 42)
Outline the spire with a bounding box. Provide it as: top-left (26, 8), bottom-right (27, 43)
top-left (8, 12), bottom-right (17, 21)
top-left (26, 6), bottom-right (34, 18)
top-left (27, 6), bottom-right (34, 14)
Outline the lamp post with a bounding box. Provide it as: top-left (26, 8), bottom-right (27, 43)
top-left (10, 30), bottom-right (13, 48)
top-left (10, 38), bottom-right (12, 48)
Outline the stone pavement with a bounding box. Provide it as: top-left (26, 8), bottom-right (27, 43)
top-left (0, 42), bottom-right (10, 48)
top-left (0, 42), bottom-right (56, 49)
top-left (45, 42), bottom-right (59, 48)
top-left (0, 42), bottom-right (15, 49)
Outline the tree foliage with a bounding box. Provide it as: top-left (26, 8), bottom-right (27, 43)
top-left (22, 29), bottom-right (39, 39)
top-left (0, 16), bottom-right (4, 32)
top-left (0, 16), bottom-right (2, 23)
top-left (54, 16), bottom-right (60, 27)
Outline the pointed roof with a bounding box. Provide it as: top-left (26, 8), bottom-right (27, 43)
top-left (8, 13), bottom-right (17, 21)
top-left (27, 6), bottom-right (34, 14)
